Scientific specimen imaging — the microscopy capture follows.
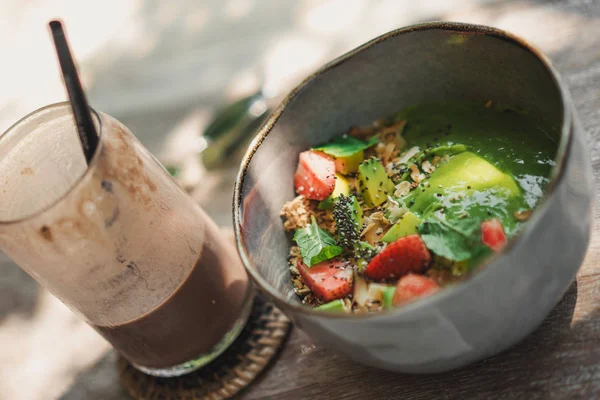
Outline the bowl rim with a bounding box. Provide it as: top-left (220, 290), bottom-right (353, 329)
top-left (233, 21), bottom-right (574, 320)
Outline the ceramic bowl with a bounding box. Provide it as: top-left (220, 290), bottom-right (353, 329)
top-left (233, 22), bottom-right (594, 373)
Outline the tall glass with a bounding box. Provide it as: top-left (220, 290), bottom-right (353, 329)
top-left (0, 103), bottom-right (252, 377)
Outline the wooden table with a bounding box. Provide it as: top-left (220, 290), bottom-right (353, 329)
top-left (1, 1), bottom-right (599, 399)
top-left (60, 239), bottom-right (600, 400)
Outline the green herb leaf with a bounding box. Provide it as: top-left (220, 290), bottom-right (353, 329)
top-left (314, 135), bottom-right (378, 158)
top-left (418, 217), bottom-right (491, 262)
top-left (428, 144), bottom-right (468, 157)
top-left (399, 144), bottom-right (469, 181)
top-left (294, 216), bottom-right (343, 267)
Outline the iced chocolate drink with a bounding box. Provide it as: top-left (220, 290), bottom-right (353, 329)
top-left (94, 218), bottom-right (249, 370)
top-left (0, 103), bottom-right (251, 376)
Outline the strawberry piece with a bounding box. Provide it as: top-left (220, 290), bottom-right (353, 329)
top-left (364, 234), bottom-right (431, 281)
top-left (481, 218), bottom-right (507, 251)
top-left (392, 273), bottom-right (440, 307)
top-left (297, 259), bottom-right (353, 302)
top-left (294, 151), bottom-right (336, 200)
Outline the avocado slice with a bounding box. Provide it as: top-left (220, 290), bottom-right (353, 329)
top-left (334, 150), bottom-right (364, 174)
top-left (382, 211), bottom-right (422, 243)
top-left (333, 194), bottom-right (363, 248)
top-left (405, 151), bottom-right (520, 214)
top-left (357, 158), bottom-right (395, 207)
top-left (315, 299), bottom-right (349, 313)
top-left (381, 286), bottom-right (396, 309)
top-left (368, 283), bottom-right (396, 309)
top-left (318, 174), bottom-right (351, 210)
top-left (432, 152), bottom-right (519, 193)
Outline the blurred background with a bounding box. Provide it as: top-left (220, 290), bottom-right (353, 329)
top-left (1, 0), bottom-right (599, 399)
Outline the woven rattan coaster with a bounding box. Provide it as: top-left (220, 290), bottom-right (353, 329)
top-left (117, 295), bottom-right (291, 399)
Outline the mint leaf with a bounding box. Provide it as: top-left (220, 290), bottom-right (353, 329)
top-left (314, 135), bottom-right (377, 158)
top-left (399, 143), bottom-right (469, 181)
top-left (294, 216), bottom-right (343, 267)
top-left (418, 217), bottom-right (490, 262)
top-left (428, 144), bottom-right (468, 157)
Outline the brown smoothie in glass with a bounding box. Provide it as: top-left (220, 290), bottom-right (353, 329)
top-left (93, 217), bottom-right (249, 369)
top-left (0, 107), bottom-right (250, 375)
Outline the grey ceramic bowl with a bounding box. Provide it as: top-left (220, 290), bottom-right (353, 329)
top-left (233, 22), bottom-right (594, 373)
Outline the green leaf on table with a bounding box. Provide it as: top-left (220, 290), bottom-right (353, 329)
top-left (418, 216), bottom-right (491, 263)
top-left (293, 216), bottom-right (343, 267)
top-left (314, 135), bottom-right (378, 158)
top-left (165, 164), bottom-right (181, 177)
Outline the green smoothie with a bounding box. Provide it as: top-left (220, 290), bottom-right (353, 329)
top-left (397, 101), bottom-right (556, 235)
top-left (282, 100), bottom-right (558, 313)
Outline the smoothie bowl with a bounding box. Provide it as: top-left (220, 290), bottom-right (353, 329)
top-left (233, 22), bottom-right (593, 373)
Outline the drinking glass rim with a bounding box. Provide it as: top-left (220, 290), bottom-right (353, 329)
top-left (0, 101), bottom-right (104, 225)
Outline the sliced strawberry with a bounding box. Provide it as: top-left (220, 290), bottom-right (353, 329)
top-left (297, 258), bottom-right (353, 302)
top-left (364, 234), bottom-right (431, 281)
top-left (294, 151), bottom-right (336, 200)
top-left (392, 273), bottom-right (439, 307)
top-left (481, 218), bottom-right (507, 251)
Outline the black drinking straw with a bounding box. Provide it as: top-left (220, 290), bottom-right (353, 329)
top-left (49, 20), bottom-right (98, 163)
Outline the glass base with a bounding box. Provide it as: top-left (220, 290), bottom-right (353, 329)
top-left (131, 296), bottom-right (254, 377)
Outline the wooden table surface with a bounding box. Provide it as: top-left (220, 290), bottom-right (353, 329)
top-left (1, 1), bottom-right (599, 399)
